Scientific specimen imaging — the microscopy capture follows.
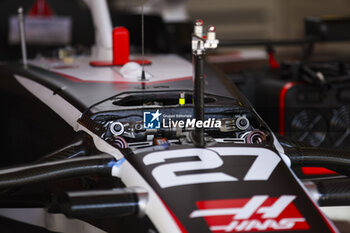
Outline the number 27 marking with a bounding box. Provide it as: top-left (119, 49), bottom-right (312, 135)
top-left (143, 147), bottom-right (281, 188)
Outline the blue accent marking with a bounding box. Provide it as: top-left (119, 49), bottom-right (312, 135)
top-left (160, 143), bottom-right (169, 149)
top-left (108, 157), bottom-right (126, 168)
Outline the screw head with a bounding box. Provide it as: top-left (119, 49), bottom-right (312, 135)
top-left (208, 26), bottom-right (216, 32)
top-left (195, 19), bottom-right (204, 26)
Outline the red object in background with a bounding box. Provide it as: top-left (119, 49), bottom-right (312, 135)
top-left (268, 51), bottom-right (280, 69)
top-left (90, 27), bottom-right (151, 67)
top-left (302, 167), bottom-right (337, 175)
top-left (28, 0), bottom-right (53, 17)
top-left (113, 27), bottom-right (129, 65)
top-left (90, 60), bottom-right (151, 67)
top-left (278, 82), bottom-right (301, 135)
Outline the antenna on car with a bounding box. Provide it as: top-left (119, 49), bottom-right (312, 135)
top-left (139, 0), bottom-right (147, 90)
top-left (140, 0), bottom-right (146, 82)
top-left (191, 20), bottom-right (219, 147)
top-left (18, 7), bottom-right (28, 69)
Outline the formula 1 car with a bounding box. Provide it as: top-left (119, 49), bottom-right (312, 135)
top-left (0, 1), bottom-right (349, 233)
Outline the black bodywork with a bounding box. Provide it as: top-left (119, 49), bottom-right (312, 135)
top-left (0, 60), bottom-right (338, 233)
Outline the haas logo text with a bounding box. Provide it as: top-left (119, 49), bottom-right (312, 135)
top-left (190, 195), bottom-right (309, 232)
